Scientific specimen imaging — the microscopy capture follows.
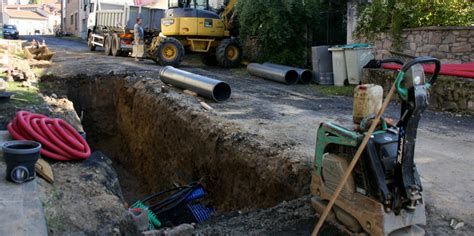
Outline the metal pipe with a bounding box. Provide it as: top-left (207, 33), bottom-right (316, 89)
top-left (247, 63), bottom-right (298, 85)
top-left (263, 62), bottom-right (313, 84)
top-left (159, 66), bottom-right (232, 102)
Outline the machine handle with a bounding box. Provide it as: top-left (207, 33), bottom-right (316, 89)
top-left (396, 56), bottom-right (441, 100)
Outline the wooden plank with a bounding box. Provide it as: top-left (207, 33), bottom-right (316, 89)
top-left (35, 158), bottom-right (54, 184)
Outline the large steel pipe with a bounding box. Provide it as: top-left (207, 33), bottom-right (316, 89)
top-left (263, 62), bottom-right (313, 84)
top-left (247, 63), bottom-right (298, 85)
top-left (159, 66), bottom-right (232, 102)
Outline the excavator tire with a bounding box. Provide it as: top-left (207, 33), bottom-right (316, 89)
top-left (155, 37), bottom-right (184, 67)
top-left (216, 38), bottom-right (242, 68)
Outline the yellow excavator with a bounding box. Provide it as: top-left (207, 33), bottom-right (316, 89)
top-left (149, 0), bottom-right (241, 67)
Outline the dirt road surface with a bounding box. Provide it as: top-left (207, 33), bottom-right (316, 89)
top-left (38, 35), bottom-right (473, 235)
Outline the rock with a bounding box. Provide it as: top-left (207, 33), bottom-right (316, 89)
top-left (438, 45), bottom-right (449, 52)
top-left (429, 32), bottom-right (442, 44)
top-left (414, 34), bottom-right (423, 43)
top-left (0, 78), bottom-right (6, 91)
top-left (143, 224), bottom-right (195, 236)
top-left (443, 34), bottom-right (456, 44)
top-left (431, 52), bottom-right (446, 60)
top-left (449, 219), bottom-right (464, 230)
top-left (51, 93), bottom-right (58, 99)
top-left (468, 101), bottom-right (474, 111)
top-left (451, 44), bottom-right (471, 53)
top-left (444, 102), bottom-right (458, 112)
top-left (422, 44), bottom-right (437, 53)
top-left (21, 81), bottom-right (32, 88)
top-left (382, 40), bottom-right (392, 49)
top-left (409, 42), bottom-right (417, 51)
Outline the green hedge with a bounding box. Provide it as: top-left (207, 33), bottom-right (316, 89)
top-left (237, 0), bottom-right (344, 67)
top-left (356, 0), bottom-right (474, 48)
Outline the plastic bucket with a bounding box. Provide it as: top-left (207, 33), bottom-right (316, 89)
top-left (2, 140), bottom-right (41, 183)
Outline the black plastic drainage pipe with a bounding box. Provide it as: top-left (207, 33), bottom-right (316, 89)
top-left (247, 63), bottom-right (299, 85)
top-left (263, 62), bottom-right (313, 84)
top-left (159, 66), bottom-right (232, 102)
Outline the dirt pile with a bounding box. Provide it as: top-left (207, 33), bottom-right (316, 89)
top-left (37, 152), bottom-right (137, 235)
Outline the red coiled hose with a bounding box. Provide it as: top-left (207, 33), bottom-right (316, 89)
top-left (7, 111), bottom-right (91, 161)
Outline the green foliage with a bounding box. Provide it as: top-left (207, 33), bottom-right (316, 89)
top-left (7, 81), bottom-right (42, 105)
top-left (237, 0), bottom-right (335, 66)
top-left (356, 0), bottom-right (474, 48)
top-left (29, 0), bottom-right (40, 4)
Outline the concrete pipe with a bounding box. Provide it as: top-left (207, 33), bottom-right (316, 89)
top-left (263, 62), bottom-right (313, 84)
top-left (247, 63), bottom-right (299, 85)
top-left (159, 66), bottom-right (232, 102)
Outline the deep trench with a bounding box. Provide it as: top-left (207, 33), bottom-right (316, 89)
top-left (64, 74), bottom-right (311, 212)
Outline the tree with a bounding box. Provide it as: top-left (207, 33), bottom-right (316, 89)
top-left (238, 0), bottom-right (308, 66)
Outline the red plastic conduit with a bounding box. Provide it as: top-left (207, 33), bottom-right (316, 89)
top-left (7, 111), bottom-right (91, 161)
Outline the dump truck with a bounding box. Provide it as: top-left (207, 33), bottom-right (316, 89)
top-left (87, 0), bottom-right (165, 57)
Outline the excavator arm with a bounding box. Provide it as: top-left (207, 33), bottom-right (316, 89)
top-left (221, 0), bottom-right (238, 30)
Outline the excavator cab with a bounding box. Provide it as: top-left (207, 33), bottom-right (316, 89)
top-left (149, 0), bottom-right (242, 67)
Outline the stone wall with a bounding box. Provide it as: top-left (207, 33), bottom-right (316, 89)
top-left (369, 26), bottom-right (473, 64)
top-left (362, 69), bottom-right (474, 113)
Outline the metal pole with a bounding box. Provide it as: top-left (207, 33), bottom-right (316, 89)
top-left (247, 63), bottom-right (299, 85)
top-left (159, 66), bottom-right (232, 102)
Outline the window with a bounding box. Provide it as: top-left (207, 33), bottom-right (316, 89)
top-left (194, 0), bottom-right (208, 10)
top-left (169, 0), bottom-right (209, 9)
top-left (90, 3), bottom-right (94, 13)
top-left (75, 13), bottom-right (78, 30)
top-left (168, 0), bottom-right (181, 8)
top-left (70, 15), bottom-right (74, 25)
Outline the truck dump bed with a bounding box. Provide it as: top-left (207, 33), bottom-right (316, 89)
top-left (96, 4), bottom-right (164, 32)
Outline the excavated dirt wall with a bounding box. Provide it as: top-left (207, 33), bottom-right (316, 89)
top-left (66, 75), bottom-right (311, 212)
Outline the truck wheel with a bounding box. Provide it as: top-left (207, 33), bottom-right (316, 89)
top-left (201, 50), bottom-right (217, 66)
top-left (103, 35), bottom-right (112, 56)
top-left (216, 38), bottom-right (242, 68)
top-left (155, 37), bottom-right (184, 67)
top-left (111, 34), bottom-right (121, 57)
top-left (88, 34), bottom-right (96, 51)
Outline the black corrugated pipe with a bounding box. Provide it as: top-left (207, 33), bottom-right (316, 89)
top-left (159, 66), bottom-right (232, 102)
top-left (247, 63), bottom-right (299, 85)
top-left (262, 63), bottom-right (313, 84)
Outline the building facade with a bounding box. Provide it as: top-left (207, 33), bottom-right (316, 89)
top-left (4, 8), bottom-right (48, 35)
top-left (2, 3), bottom-right (60, 35)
